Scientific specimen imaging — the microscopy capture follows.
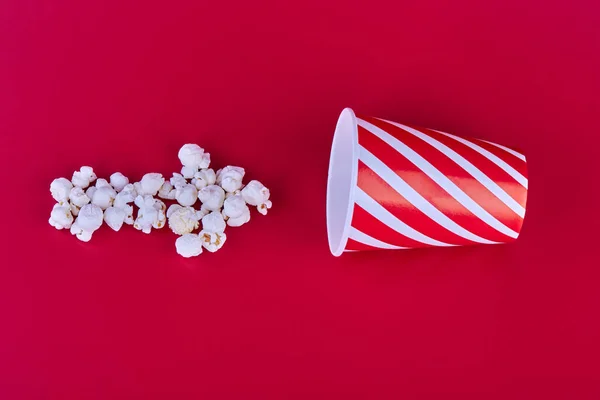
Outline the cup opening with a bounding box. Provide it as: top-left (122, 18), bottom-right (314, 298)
top-left (326, 108), bottom-right (359, 256)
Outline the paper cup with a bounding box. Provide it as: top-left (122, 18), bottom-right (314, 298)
top-left (326, 108), bottom-right (528, 256)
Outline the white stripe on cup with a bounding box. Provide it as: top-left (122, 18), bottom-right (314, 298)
top-left (348, 227), bottom-right (407, 250)
top-left (357, 118), bottom-right (519, 239)
top-left (432, 129), bottom-right (528, 189)
top-left (354, 187), bottom-right (454, 247)
top-left (359, 146), bottom-right (501, 245)
top-left (479, 139), bottom-right (526, 162)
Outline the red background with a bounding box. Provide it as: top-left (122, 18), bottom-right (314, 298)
top-left (1, 0), bottom-right (599, 398)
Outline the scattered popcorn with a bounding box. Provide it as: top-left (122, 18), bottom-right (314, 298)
top-left (50, 143), bottom-right (271, 258)
top-left (175, 234), bottom-right (203, 258)
top-left (222, 194), bottom-right (251, 227)
top-left (169, 173), bottom-right (188, 189)
top-left (175, 184), bottom-right (198, 207)
top-left (109, 172), bottom-right (129, 192)
top-left (191, 168), bottom-right (216, 189)
top-left (69, 187), bottom-right (91, 207)
top-left (202, 211), bottom-right (226, 233)
top-left (137, 173), bottom-right (165, 196)
top-left (158, 181), bottom-right (176, 200)
top-left (49, 203), bottom-right (74, 230)
top-left (199, 230), bottom-right (227, 252)
top-left (91, 186), bottom-right (117, 210)
top-left (168, 206), bottom-right (201, 235)
top-left (178, 144), bottom-right (211, 170)
top-left (72, 166), bottom-right (97, 189)
top-left (216, 166), bottom-right (245, 193)
top-left (50, 178), bottom-right (73, 203)
top-left (133, 195), bottom-right (166, 233)
top-left (198, 185), bottom-right (225, 212)
top-left (242, 180), bottom-right (272, 215)
top-left (104, 206), bottom-right (126, 231)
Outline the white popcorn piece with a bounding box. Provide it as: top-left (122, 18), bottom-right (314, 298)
top-left (70, 203), bottom-right (80, 216)
top-left (224, 189), bottom-right (241, 200)
top-left (49, 203), bottom-right (74, 230)
top-left (175, 234), bottom-right (203, 258)
top-left (133, 195), bottom-right (166, 233)
top-left (158, 181), bottom-right (176, 200)
top-left (70, 222), bottom-right (93, 242)
top-left (198, 185), bottom-right (225, 212)
top-left (69, 204), bottom-right (103, 241)
top-left (85, 186), bottom-right (97, 201)
top-left (216, 166), bottom-right (245, 193)
top-left (169, 173), bottom-right (188, 189)
top-left (104, 206), bottom-right (126, 231)
top-left (77, 204), bottom-right (104, 232)
top-left (191, 168), bottom-right (216, 189)
top-left (175, 184), bottom-right (198, 207)
top-left (109, 172), bottom-right (129, 192)
top-left (137, 173), bottom-right (165, 196)
top-left (91, 186), bottom-right (117, 210)
top-left (178, 144), bottom-right (211, 170)
top-left (95, 178), bottom-right (111, 189)
top-left (123, 204), bottom-right (135, 225)
top-left (168, 206), bottom-right (201, 235)
top-left (242, 180), bottom-right (272, 215)
top-left (181, 165), bottom-right (196, 179)
top-left (201, 211), bottom-right (226, 233)
top-left (222, 194), bottom-right (251, 227)
top-left (72, 166), bottom-right (97, 189)
top-left (113, 186), bottom-right (136, 209)
top-left (199, 230), bottom-right (227, 252)
top-left (50, 178), bottom-right (73, 203)
top-left (69, 187), bottom-right (90, 207)
top-left (257, 200), bottom-right (273, 216)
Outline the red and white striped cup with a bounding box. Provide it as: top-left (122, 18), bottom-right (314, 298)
top-left (326, 108), bottom-right (528, 256)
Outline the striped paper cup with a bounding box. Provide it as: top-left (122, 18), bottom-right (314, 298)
top-left (326, 108), bottom-right (528, 256)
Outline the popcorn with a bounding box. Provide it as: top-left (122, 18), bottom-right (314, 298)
top-left (216, 166), bottom-right (245, 193)
top-left (181, 166), bottom-right (196, 179)
top-left (113, 185), bottom-right (136, 209)
top-left (199, 230), bottom-right (227, 252)
top-left (133, 195), bottom-right (166, 233)
top-left (168, 206), bottom-right (201, 235)
top-left (191, 168), bottom-right (216, 189)
top-left (109, 172), bottom-right (129, 192)
top-left (169, 173), bottom-right (188, 189)
top-left (178, 144), bottom-right (211, 170)
top-left (198, 185), bottom-right (225, 212)
top-left (85, 186), bottom-right (97, 201)
top-left (69, 187), bottom-right (91, 207)
top-left (72, 166), bottom-right (97, 189)
top-left (222, 194), bottom-right (251, 227)
top-left (49, 203), bottom-right (74, 230)
top-left (69, 204), bottom-right (103, 241)
top-left (201, 211), bottom-right (226, 233)
top-left (158, 181), bottom-right (176, 200)
top-left (70, 203), bottom-right (80, 216)
top-left (136, 173), bottom-right (165, 196)
top-left (91, 186), bottom-right (117, 210)
top-left (242, 180), bottom-right (272, 215)
top-left (104, 206), bottom-right (126, 231)
top-left (175, 184), bottom-right (198, 207)
top-left (70, 222), bottom-right (92, 242)
top-left (95, 178), bottom-right (112, 189)
top-left (175, 234), bottom-right (203, 258)
top-left (50, 178), bottom-right (73, 203)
